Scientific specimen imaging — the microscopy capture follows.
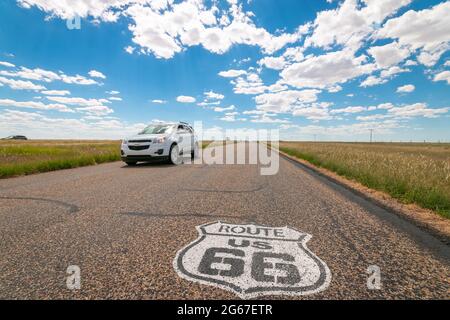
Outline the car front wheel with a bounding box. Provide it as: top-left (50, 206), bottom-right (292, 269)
top-left (169, 144), bottom-right (181, 165)
top-left (191, 143), bottom-right (199, 160)
top-left (125, 161), bottom-right (137, 166)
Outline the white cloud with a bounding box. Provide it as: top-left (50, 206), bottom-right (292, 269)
top-left (46, 96), bottom-right (110, 107)
top-left (259, 56), bottom-right (286, 70)
top-left (433, 71), bottom-right (450, 85)
top-left (377, 103), bottom-right (394, 109)
top-left (388, 103), bottom-right (448, 118)
top-left (76, 105), bottom-right (114, 116)
top-left (109, 97), bottom-right (122, 101)
top-left (281, 49), bottom-right (375, 89)
top-left (416, 45), bottom-right (449, 67)
top-left (234, 57), bottom-right (251, 66)
top-left (219, 111), bottom-right (246, 122)
top-left (254, 89), bottom-right (321, 113)
top-left (305, 0), bottom-right (412, 51)
top-left (242, 110), bottom-right (266, 116)
top-left (60, 74), bottom-right (98, 85)
top-left (356, 114), bottom-right (389, 121)
top-left (330, 106), bottom-right (366, 114)
top-left (231, 72), bottom-right (268, 95)
top-left (292, 105), bottom-right (332, 121)
top-left (367, 41), bottom-right (410, 68)
top-left (376, 1), bottom-right (450, 66)
top-left (198, 101), bottom-right (221, 107)
top-left (0, 61), bottom-right (15, 68)
top-left (18, 0), bottom-right (298, 60)
top-left (328, 85), bottom-right (343, 93)
top-left (218, 69), bottom-right (247, 78)
top-left (250, 114), bottom-right (290, 123)
top-left (106, 90), bottom-right (120, 95)
top-left (124, 1), bottom-right (300, 59)
top-left (359, 66), bottom-right (409, 87)
top-left (214, 105), bottom-right (235, 112)
top-left (1, 67), bottom-right (60, 82)
top-left (282, 46), bottom-right (305, 63)
top-left (290, 120), bottom-right (403, 139)
top-left (0, 76), bottom-right (46, 90)
top-left (0, 109), bottom-right (145, 139)
top-left (204, 90), bottom-right (224, 100)
top-left (0, 98), bottom-right (73, 112)
top-left (17, 0), bottom-right (125, 20)
top-left (360, 75), bottom-right (387, 87)
top-left (151, 99), bottom-right (167, 104)
top-left (380, 66), bottom-right (409, 78)
top-left (125, 46), bottom-right (135, 54)
top-left (404, 59), bottom-right (418, 66)
top-left (41, 90), bottom-right (71, 96)
top-left (0, 64), bottom-right (101, 86)
top-left (396, 84), bottom-right (415, 93)
top-left (176, 95), bottom-right (196, 103)
top-left (88, 70), bottom-right (106, 79)
top-left (266, 82), bottom-right (289, 93)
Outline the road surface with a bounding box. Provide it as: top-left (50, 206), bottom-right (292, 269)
top-left (0, 142), bottom-right (449, 299)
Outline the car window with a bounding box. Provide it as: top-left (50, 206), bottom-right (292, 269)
top-left (183, 125), bottom-right (193, 134)
top-left (139, 125), bottom-right (170, 135)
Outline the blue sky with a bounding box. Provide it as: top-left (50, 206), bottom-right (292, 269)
top-left (0, 0), bottom-right (449, 141)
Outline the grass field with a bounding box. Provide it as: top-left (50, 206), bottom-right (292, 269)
top-left (202, 140), bottom-right (212, 149)
top-left (0, 140), bottom-right (121, 178)
top-left (0, 139), bottom-right (214, 179)
top-left (279, 142), bottom-right (450, 219)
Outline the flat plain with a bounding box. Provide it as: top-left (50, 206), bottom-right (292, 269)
top-left (0, 140), bottom-right (121, 179)
top-left (279, 142), bottom-right (450, 219)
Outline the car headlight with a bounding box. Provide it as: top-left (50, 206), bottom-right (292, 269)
top-left (154, 137), bottom-right (166, 144)
top-left (122, 139), bottom-right (128, 145)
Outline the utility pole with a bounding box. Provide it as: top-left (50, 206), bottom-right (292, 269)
top-left (369, 129), bottom-right (374, 143)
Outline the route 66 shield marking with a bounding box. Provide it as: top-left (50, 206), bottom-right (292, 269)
top-left (173, 221), bottom-right (331, 299)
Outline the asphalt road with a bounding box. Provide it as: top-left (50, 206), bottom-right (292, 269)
top-left (0, 142), bottom-right (449, 299)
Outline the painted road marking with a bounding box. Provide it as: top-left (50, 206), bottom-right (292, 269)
top-left (174, 221), bottom-right (331, 299)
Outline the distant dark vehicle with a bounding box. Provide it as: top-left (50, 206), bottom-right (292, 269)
top-left (2, 135), bottom-right (28, 140)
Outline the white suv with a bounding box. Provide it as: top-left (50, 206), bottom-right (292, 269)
top-left (121, 122), bottom-right (198, 165)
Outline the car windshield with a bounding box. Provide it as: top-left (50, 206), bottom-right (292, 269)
top-left (138, 125), bottom-right (171, 135)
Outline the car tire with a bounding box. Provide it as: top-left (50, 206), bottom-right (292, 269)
top-left (169, 144), bottom-right (181, 165)
top-left (191, 143), bottom-right (199, 160)
top-left (125, 161), bottom-right (137, 166)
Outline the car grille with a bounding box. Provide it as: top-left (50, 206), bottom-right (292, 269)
top-left (126, 155), bottom-right (149, 158)
top-left (128, 145), bottom-right (150, 151)
top-left (129, 140), bottom-right (152, 143)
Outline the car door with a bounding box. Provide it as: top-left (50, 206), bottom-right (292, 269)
top-left (186, 126), bottom-right (195, 153)
top-left (177, 125), bottom-right (189, 153)
top-left (183, 125), bottom-right (195, 153)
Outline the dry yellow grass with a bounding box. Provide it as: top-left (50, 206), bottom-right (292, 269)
top-left (0, 140), bottom-right (121, 178)
top-left (279, 142), bottom-right (450, 218)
